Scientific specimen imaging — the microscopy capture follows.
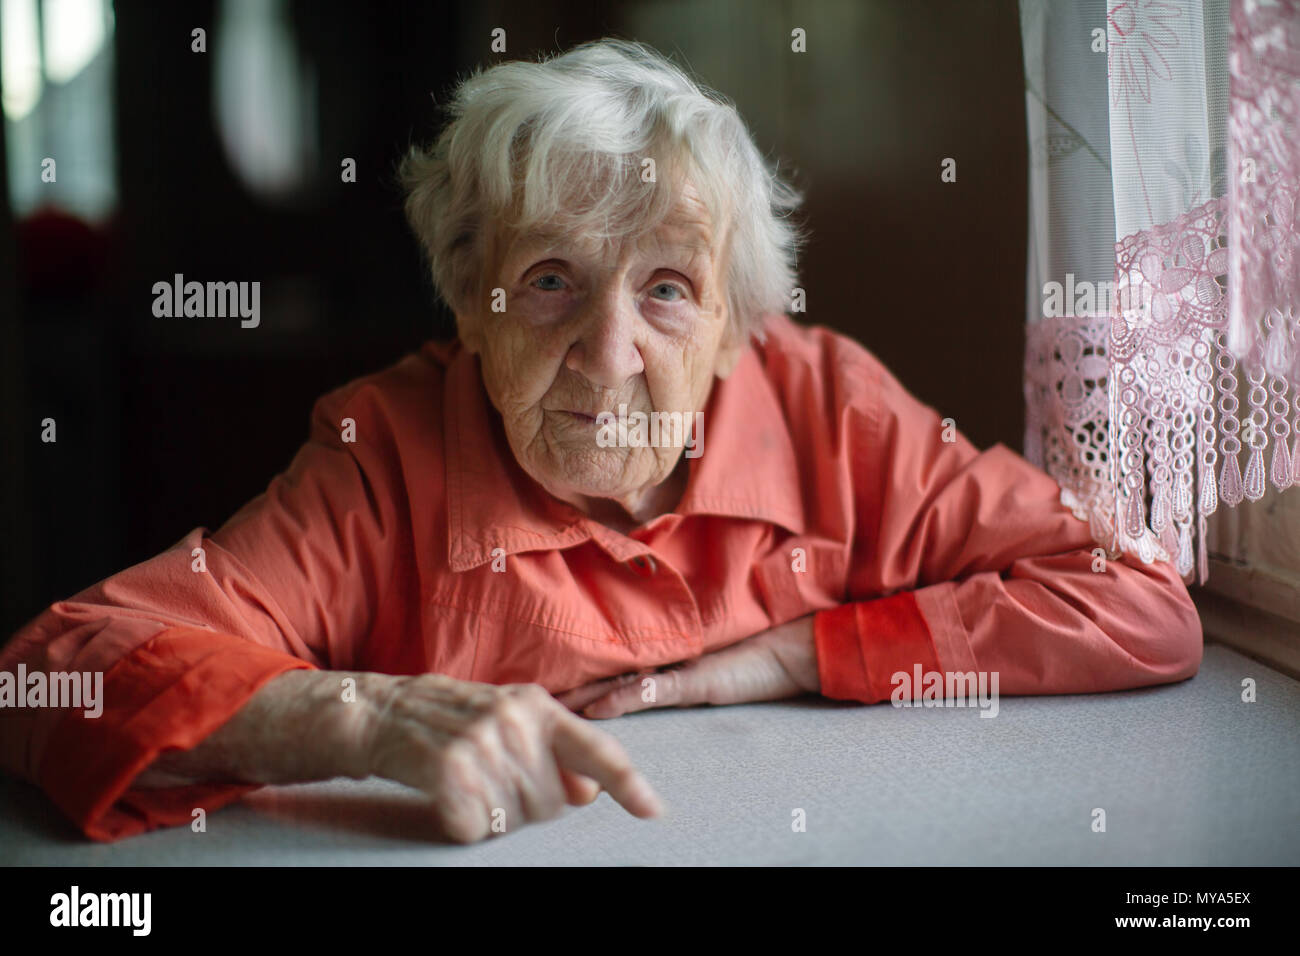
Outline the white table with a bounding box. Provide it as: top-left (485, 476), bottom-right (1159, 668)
top-left (3, 645), bottom-right (1297, 865)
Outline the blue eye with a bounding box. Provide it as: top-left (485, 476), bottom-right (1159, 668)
top-left (533, 273), bottom-right (566, 291)
top-left (650, 282), bottom-right (682, 301)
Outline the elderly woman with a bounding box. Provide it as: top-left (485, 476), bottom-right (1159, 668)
top-left (0, 39), bottom-right (1201, 843)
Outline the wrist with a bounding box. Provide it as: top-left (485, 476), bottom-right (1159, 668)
top-left (208, 668), bottom-right (379, 785)
top-left (346, 671), bottom-right (402, 781)
top-left (770, 615), bottom-right (821, 694)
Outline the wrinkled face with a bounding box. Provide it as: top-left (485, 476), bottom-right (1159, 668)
top-left (459, 184), bottom-right (744, 518)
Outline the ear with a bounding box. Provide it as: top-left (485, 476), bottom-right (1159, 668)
top-left (713, 319), bottom-right (750, 380)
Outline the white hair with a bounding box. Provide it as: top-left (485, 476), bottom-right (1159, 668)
top-left (400, 38), bottom-right (804, 342)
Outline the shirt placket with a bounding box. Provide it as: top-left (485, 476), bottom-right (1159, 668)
top-left (587, 523), bottom-right (704, 654)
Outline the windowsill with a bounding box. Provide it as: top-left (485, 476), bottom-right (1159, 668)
top-left (1190, 567), bottom-right (1300, 681)
top-left (1199, 553), bottom-right (1300, 621)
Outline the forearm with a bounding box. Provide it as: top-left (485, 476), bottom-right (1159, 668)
top-left (131, 669), bottom-right (389, 788)
top-left (820, 554), bottom-right (1201, 703)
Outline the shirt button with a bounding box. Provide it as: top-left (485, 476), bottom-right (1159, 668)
top-left (630, 555), bottom-right (658, 576)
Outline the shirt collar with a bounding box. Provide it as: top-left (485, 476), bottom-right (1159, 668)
top-left (440, 339), bottom-right (805, 572)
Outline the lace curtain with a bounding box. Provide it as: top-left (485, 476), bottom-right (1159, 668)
top-left (1022, 0), bottom-right (1300, 583)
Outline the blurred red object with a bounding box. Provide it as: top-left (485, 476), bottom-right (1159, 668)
top-left (16, 205), bottom-right (115, 298)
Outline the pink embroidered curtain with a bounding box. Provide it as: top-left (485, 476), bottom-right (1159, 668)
top-left (1022, 0), bottom-right (1300, 583)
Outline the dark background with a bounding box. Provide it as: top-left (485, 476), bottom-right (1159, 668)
top-left (0, 0), bottom-right (1028, 637)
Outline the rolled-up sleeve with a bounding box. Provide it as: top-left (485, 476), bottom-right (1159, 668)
top-left (812, 347), bottom-right (1203, 704)
top-left (0, 383), bottom-right (400, 840)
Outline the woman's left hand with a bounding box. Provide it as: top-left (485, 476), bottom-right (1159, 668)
top-left (555, 614), bottom-right (821, 719)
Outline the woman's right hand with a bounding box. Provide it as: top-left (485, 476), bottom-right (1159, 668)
top-left (133, 669), bottom-right (664, 843)
top-left (359, 672), bottom-right (664, 842)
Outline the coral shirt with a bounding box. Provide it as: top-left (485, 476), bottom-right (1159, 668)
top-left (0, 314), bottom-right (1203, 840)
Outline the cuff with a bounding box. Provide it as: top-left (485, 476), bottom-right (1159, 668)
top-left (813, 591), bottom-right (941, 703)
top-left (38, 626), bottom-right (317, 842)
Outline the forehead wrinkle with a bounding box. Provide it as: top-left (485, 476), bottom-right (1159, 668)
top-left (507, 228), bottom-right (716, 277)
top-left (655, 193), bottom-right (725, 275)
top-left (636, 228), bottom-right (713, 268)
top-left (501, 186), bottom-right (721, 278)
top-left (636, 199), bottom-right (717, 263)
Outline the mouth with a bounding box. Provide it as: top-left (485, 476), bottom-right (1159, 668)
top-left (562, 410), bottom-right (601, 423)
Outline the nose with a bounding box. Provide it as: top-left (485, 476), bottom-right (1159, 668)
top-left (564, 284), bottom-right (645, 389)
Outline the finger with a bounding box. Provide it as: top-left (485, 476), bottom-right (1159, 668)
top-left (467, 729), bottom-right (526, 837)
top-left (583, 666), bottom-right (691, 719)
top-left (430, 746), bottom-right (499, 844)
top-left (559, 767), bottom-right (601, 806)
top-left (555, 677), bottom-right (622, 712)
top-left (496, 712), bottom-right (568, 824)
top-left (555, 671), bottom-right (643, 712)
top-left (552, 715), bottom-right (663, 818)
top-left (513, 753), bottom-right (568, 824)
